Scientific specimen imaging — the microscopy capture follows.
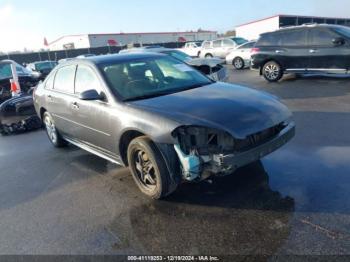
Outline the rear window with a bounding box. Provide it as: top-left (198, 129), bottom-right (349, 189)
top-left (256, 33), bottom-right (280, 46)
top-left (238, 42), bottom-right (256, 49)
top-left (231, 37), bottom-right (248, 46)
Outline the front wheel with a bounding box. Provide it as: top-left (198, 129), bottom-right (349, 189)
top-left (262, 61), bottom-right (283, 82)
top-left (43, 112), bottom-right (67, 147)
top-left (233, 57), bottom-right (245, 70)
top-left (127, 136), bottom-right (176, 199)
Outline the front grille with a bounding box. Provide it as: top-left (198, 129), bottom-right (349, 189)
top-left (234, 122), bottom-right (287, 152)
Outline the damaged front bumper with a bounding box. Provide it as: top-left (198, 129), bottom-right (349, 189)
top-left (173, 122), bottom-right (295, 181)
top-left (214, 122), bottom-right (295, 172)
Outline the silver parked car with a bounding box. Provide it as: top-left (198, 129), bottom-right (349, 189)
top-left (199, 37), bottom-right (248, 59)
top-left (119, 47), bottom-right (227, 82)
top-left (34, 53), bottom-right (295, 199)
top-left (226, 41), bottom-right (256, 70)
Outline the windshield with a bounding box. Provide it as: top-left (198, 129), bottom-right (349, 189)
top-left (333, 27), bottom-right (350, 38)
top-left (231, 37), bottom-right (248, 46)
top-left (161, 50), bottom-right (191, 63)
top-left (35, 61), bottom-right (57, 71)
top-left (100, 56), bottom-right (212, 101)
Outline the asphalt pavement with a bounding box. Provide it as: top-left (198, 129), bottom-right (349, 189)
top-left (0, 68), bottom-right (349, 258)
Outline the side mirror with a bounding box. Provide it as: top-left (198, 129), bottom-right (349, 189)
top-left (79, 89), bottom-right (103, 101)
top-left (332, 37), bottom-right (345, 46)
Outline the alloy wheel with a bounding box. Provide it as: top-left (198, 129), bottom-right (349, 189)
top-left (264, 63), bottom-right (280, 80)
top-left (44, 116), bottom-right (57, 144)
top-left (133, 149), bottom-right (157, 190)
top-left (234, 58), bottom-right (243, 69)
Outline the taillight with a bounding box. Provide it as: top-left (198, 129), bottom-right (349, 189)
top-left (251, 47), bottom-right (260, 54)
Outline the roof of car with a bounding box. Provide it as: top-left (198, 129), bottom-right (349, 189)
top-left (60, 53), bottom-right (166, 66)
top-left (264, 23), bottom-right (348, 35)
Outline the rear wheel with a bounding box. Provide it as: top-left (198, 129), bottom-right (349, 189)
top-left (127, 136), bottom-right (176, 199)
top-left (233, 57), bottom-right (245, 70)
top-left (262, 61), bottom-right (283, 82)
top-left (205, 53), bottom-right (213, 58)
top-left (43, 112), bottom-right (67, 147)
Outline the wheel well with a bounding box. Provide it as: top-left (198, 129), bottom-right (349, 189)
top-left (260, 59), bottom-right (282, 75)
top-left (205, 53), bottom-right (213, 57)
top-left (233, 56), bottom-right (243, 64)
top-left (40, 107), bottom-right (47, 120)
top-left (119, 130), bottom-right (146, 166)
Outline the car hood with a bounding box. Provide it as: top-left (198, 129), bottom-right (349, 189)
top-left (187, 58), bottom-right (224, 67)
top-left (128, 82), bottom-right (292, 139)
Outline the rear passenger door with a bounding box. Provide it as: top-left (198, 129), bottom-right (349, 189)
top-left (307, 27), bottom-right (348, 71)
top-left (47, 64), bottom-right (77, 137)
top-left (275, 29), bottom-right (309, 70)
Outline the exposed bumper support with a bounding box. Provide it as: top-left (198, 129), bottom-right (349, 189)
top-left (216, 122), bottom-right (295, 170)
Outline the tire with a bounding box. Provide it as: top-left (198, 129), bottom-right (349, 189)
top-left (205, 53), bottom-right (213, 58)
top-left (233, 57), bottom-right (245, 70)
top-left (127, 136), bottom-right (176, 199)
top-left (262, 61), bottom-right (283, 82)
top-left (43, 112), bottom-right (67, 147)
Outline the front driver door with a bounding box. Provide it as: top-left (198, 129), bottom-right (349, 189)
top-left (70, 64), bottom-right (115, 155)
top-left (307, 27), bottom-right (348, 71)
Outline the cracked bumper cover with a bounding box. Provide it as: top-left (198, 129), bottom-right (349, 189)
top-left (216, 122), bottom-right (295, 170)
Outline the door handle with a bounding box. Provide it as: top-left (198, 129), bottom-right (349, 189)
top-left (309, 49), bottom-right (318, 53)
top-left (71, 102), bottom-right (79, 110)
top-left (47, 95), bottom-right (53, 101)
top-left (275, 50), bottom-right (285, 54)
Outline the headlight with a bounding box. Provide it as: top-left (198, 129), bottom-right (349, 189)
top-left (172, 126), bottom-right (235, 155)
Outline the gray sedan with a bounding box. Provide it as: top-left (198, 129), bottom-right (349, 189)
top-left (34, 53), bottom-right (295, 199)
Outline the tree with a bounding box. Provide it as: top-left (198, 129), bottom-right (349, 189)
top-left (224, 30), bottom-right (236, 37)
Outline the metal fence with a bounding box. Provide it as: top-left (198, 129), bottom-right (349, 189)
top-left (0, 42), bottom-right (185, 65)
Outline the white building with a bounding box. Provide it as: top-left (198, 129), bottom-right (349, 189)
top-left (48, 31), bottom-right (217, 51)
top-left (236, 14), bottom-right (350, 40)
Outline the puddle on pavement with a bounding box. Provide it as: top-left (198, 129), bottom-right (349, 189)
top-left (107, 161), bottom-right (295, 255)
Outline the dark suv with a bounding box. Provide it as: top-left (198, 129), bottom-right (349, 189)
top-left (251, 24), bottom-right (350, 82)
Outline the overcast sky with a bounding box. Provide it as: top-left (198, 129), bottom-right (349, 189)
top-left (0, 0), bottom-right (350, 52)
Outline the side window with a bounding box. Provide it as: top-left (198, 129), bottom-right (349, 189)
top-left (75, 65), bottom-right (101, 94)
top-left (222, 39), bottom-right (235, 47)
top-left (213, 40), bottom-right (222, 48)
top-left (54, 65), bottom-right (76, 93)
top-left (257, 33), bottom-right (280, 46)
top-left (0, 63), bottom-right (12, 79)
top-left (279, 30), bottom-right (307, 46)
top-left (309, 28), bottom-right (338, 46)
top-left (45, 72), bottom-right (56, 89)
top-left (202, 41), bottom-right (211, 48)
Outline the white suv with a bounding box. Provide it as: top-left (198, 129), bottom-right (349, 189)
top-left (199, 37), bottom-right (248, 59)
